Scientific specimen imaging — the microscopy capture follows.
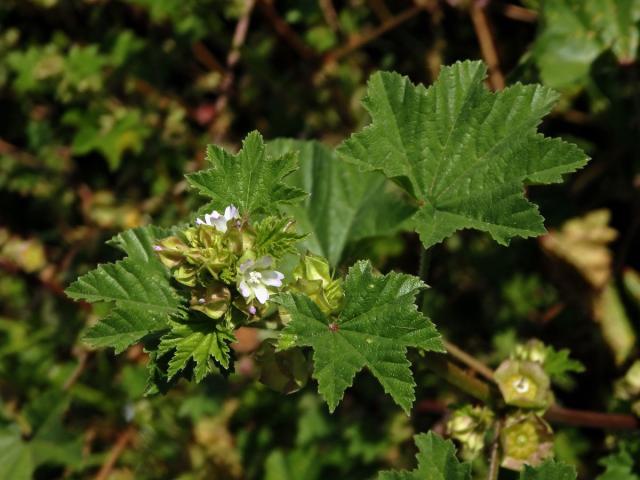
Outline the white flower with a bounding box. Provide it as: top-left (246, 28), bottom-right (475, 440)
top-left (237, 256), bottom-right (284, 304)
top-left (195, 204), bottom-right (240, 232)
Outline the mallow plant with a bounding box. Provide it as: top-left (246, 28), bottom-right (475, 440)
top-left (67, 61), bottom-right (592, 479)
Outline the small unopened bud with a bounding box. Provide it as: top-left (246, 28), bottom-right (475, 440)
top-left (153, 245), bottom-right (163, 252)
top-left (514, 339), bottom-right (547, 364)
top-left (446, 404), bottom-right (494, 459)
top-left (249, 305), bottom-right (257, 315)
top-left (189, 283), bottom-right (231, 319)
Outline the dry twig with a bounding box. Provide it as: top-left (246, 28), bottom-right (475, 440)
top-left (210, 0), bottom-right (257, 143)
top-left (95, 427), bottom-right (136, 480)
top-left (258, 0), bottom-right (317, 60)
top-left (323, 5), bottom-right (423, 65)
top-left (469, 2), bottom-right (505, 90)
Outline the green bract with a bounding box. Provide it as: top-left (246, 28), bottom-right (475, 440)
top-left (338, 61), bottom-right (589, 249)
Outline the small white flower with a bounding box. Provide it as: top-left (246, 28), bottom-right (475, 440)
top-left (237, 256), bottom-right (284, 304)
top-left (195, 204), bottom-right (240, 232)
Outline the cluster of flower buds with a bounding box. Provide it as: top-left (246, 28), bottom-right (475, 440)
top-left (446, 405), bottom-right (494, 459)
top-left (614, 360), bottom-right (640, 417)
top-left (153, 205), bottom-right (285, 319)
top-left (493, 339), bottom-right (555, 470)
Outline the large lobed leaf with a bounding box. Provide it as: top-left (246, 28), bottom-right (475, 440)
top-left (533, 0), bottom-right (640, 90)
top-left (0, 392), bottom-right (82, 480)
top-left (338, 61), bottom-right (588, 250)
top-left (267, 138), bottom-right (415, 267)
top-left (66, 226), bottom-right (184, 354)
top-left (186, 131), bottom-right (306, 215)
top-left (277, 260), bottom-right (444, 413)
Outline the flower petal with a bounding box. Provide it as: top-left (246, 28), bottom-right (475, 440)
top-left (254, 284), bottom-right (270, 304)
top-left (211, 217), bottom-right (228, 232)
top-left (238, 280), bottom-right (252, 298)
top-left (239, 259), bottom-right (254, 273)
top-left (225, 205), bottom-right (240, 220)
top-left (262, 270), bottom-right (284, 287)
top-left (255, 256), bottom-right (273, 269)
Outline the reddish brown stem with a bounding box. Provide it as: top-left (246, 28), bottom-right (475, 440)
top-left (258, 0), bottom-right (317, 60)
top-left (95, 427), bottom-right (136, 480)
top-left (210, 0), bottom-right (257, 143)
top-left (323, 6), bottom-right (423, 65)
top-left (545, 405), bottom-right (640, 430)
top-left (502, 4), bottom-right (538, 23)
top-left (469, 2), bottom-right (505, 91)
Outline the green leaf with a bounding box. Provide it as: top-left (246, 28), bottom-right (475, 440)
top-left (254, 216), bottom-right (306, 259)
top-left (186, 131), bottom-right (306, 215)
top-left (0, 392), bottom-right (82, 480)
top-left (83, 306), bottom-right (169, 354)
top-left (597, 447), bottom-right (639, 480)
top-left (264, 448), bottom-right (322, 480)
top-left (277, 260), bottom-right (444, 413)
top-left (106, 225), bottom-right (172, 272)
top-left (378, 432), bottom-right (471, 480)
top-left (543, 345), bottom-right (585, 388)
top-left (520, 460), bottom-right (577, 480)
top-left (158, 320), bottom-right (236, 382)
top-left (66, 226), bottom-right (184, 353)
top-left (0, 431), bottom-right (33, 480)
top-left (266, 139), bottom-right (415, 267)
top-left (66, 258), bottom-right (181, 313)
top-left (337, 61), bottom-right (588, 250)
top-left (69, 108), bottom-right (151, 170)
top-left (533, 0), bottom-right (640, 90)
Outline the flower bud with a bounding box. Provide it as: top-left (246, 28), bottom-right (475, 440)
top-left (494, 360), bottom-right (551, 409)
top-left (155, 235), bottom-right (188, 269)
top-left (614, 360), bottom-right (640, 411)
top-left (190, 283), bottom-right (231, 319)
top-left (254, 339), bottom-right (310, 394)
top-left (514, 339), bottom-right (547, 365)
top-left (446, 404), bottom-right (494, 459)
top-left (290, 253), bottom-right (344, 314)
top-left (500, 413), bottom-right (554, 471)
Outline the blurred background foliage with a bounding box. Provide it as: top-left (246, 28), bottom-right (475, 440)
top-left (0, 0), bottom-right (639, 478)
